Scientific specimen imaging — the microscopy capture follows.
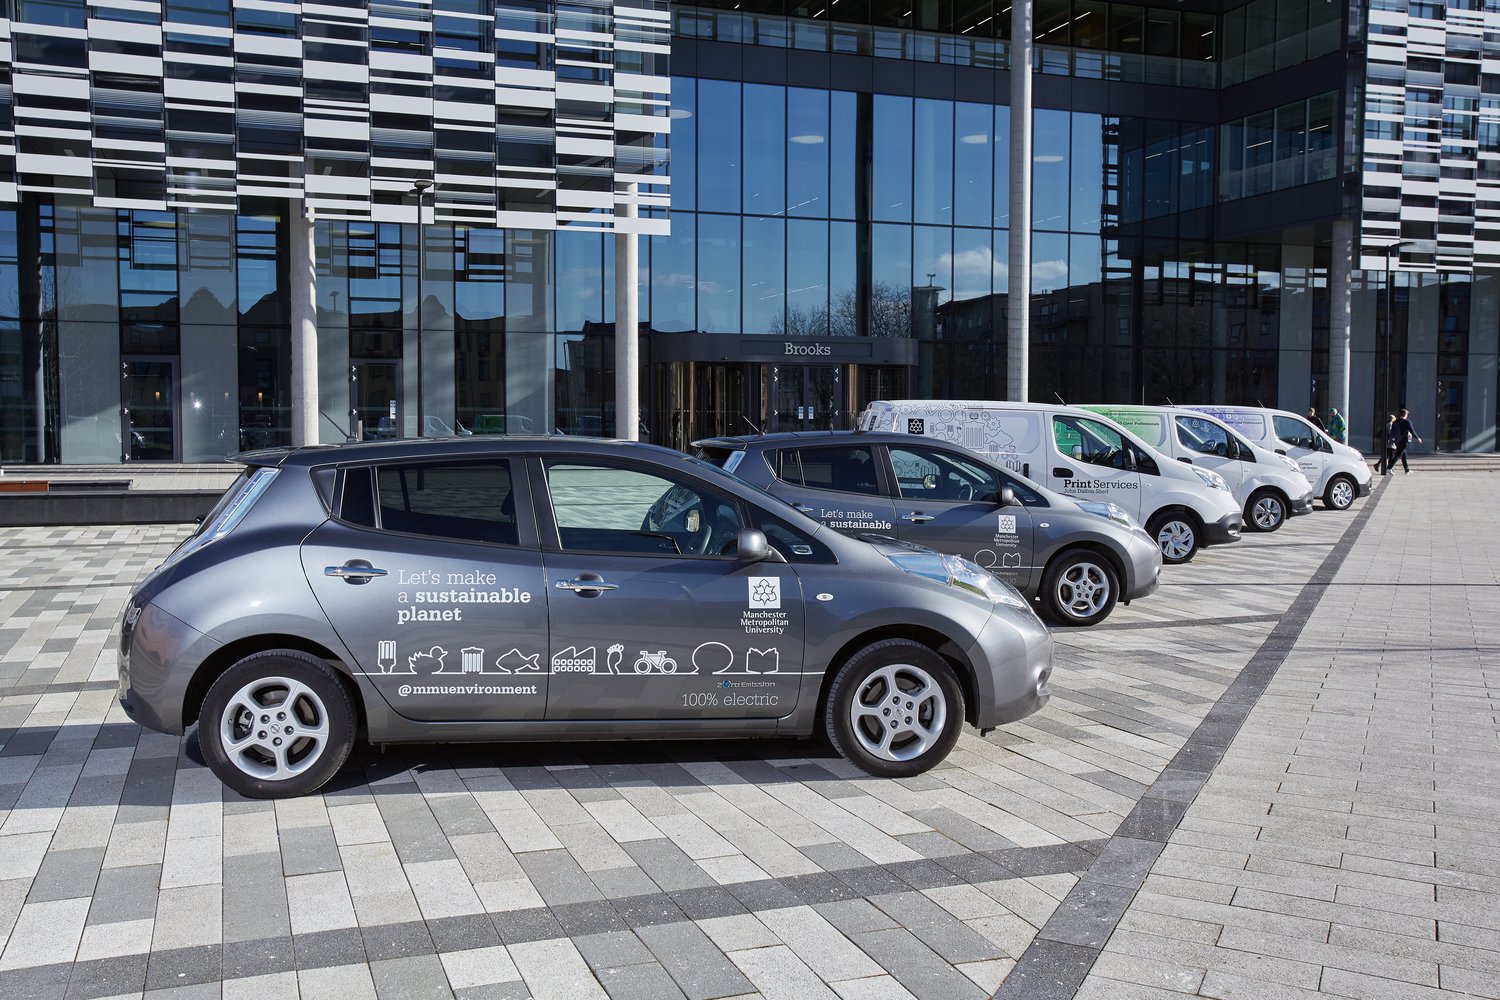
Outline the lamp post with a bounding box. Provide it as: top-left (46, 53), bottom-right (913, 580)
top-left (1379, 239), bottom-right (1414, 455)
top-left (411, 179), bottom-right (433, 437)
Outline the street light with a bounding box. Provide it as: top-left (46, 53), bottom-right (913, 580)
top-left (1378, 239), bottom-right (1415, 457)
top-left (411, 179), bottom-right (433, 437)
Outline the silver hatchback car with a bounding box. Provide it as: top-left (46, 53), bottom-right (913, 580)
top-left (118, 438), bottom-right (1053, 798)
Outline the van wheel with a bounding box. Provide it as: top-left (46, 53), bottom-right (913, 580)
top-left (1147, 510), bottom-right (1199, 564)
top-left (1039, 550), bottom-right (1119, 626)
top-left (1247, 489), bottom-right (1287, 532)
top-left (1324, 474), bottom-right (1356, 511)
top-left (825, 639), bottom-right (964, 778)
top-left (198, 650), bottom-right (356, 799)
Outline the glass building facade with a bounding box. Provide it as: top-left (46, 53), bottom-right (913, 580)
top-left (1, 0), bottom-right (1498, 465)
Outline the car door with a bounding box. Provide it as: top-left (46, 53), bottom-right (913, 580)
top-left (1271, 414), bottom-right (1327, 485)
top-left (1173, 415), bottom-right (1246, 496)
top-left (762, 444), bottom-right (900, 535)
top-left (535, 456), bottom-right (805, 722)
top-left (1047, 412), bottom-right (1145, 519)
top-left (882, 443), bottom-right (1038, 591)
top-left (300, 458), bottom-right (549, 722)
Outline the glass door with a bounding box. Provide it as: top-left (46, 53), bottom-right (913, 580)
top-left (767, 365), bottom-right (844, 432)
top-left (351, 361), bottom-right (401, 440)
top-left (123, 359), bottom-right (177, 461)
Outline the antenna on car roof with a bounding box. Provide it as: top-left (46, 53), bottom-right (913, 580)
top-left (740, 415), bottom-right (765, 437)
top-left (1164, 396), bottom-right (1176, 406)
top-left (1255, 398), bottom-right (1266, 408)
top-left (1053, 392), bottom-right (1067, 405)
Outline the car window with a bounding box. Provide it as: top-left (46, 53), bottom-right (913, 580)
top-left (343, 461), bottom-right (519, 545)
top-left (1272, 415), bottom-right (1317, 450)
top-left (889, 445), bottom-right (1001, 501)
top-left (1176, 415), bottom-right (1233, 458)
top-left (545, 461), bottom-right (743, 557)
top-left (752, 510), bottom-right (836, 563)
top-left (773, 446), bottom-right (882, 496)
top-left (1053, 415), bottom-right (1130, 469)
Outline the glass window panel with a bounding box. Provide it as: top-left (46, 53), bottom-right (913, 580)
top-left (1146, 8), bottom-right (1178, 56)
top-left (993, 105), bottom-right (1010, 228)
top-left (671, 77), bottom-right (696, 212)
top-left (1182, 12), bottom-right (1216, 63)
top-left (375, 461), bottom-right (518, 545)
top-left (1070, 113), bottom-right (1104, 232)
top-left (1074, 2), bottom-right (1108, 48)
top-left (786, 220), bottom-right (829, 336)
top-left (914, 99), bottom-right (955, 225)
top-left (831, 91), bottom-right (858, 220)
top-left (955, 103), bottom-right (994, 231)
top-left (1220, 6), bottom-right (1244, 85)
top-left (913, 225), bottom-right (954, 319)
top-left (1244, 0), bottom-right (1276, 79)
top-left (1036, 0), bottom-right (1071, 45)
top-left (991, 229), bottom-right (1010, 296)
top-left (788, 88), bottom-right (830, 218)
top-left (697, 80), bottom-right (741, 213)
top-left (742, 216), bottom-right (786, 335)
top-left (1273, 100), bottom-right (1308, 190)
top-left (744, 84), bottom-right (787, 217)
top-left (1110, 4), bottom-right (1144, 51)
top-left (829, 222), bottom-right (858, 335)
top-left (873, 95), bottom-right (914, 223)
top-left (698, 214), bottom-right (741, 333)
top-left (546, 460), bottom-right (742, 555)
top-left (952, 227), bottom-right (993, 303)
top-left (649, 213), bottom-right (694, 332)
top-left (1275, 0), bottom-right (1308, 69)
top-left (556, 231), bottom-right (602, 334)
top-left (1033, 109), bottom-right (1070, 230)
top-left (1307, 92), bottom-right (1337, 182)
top-left (1245, 110), bottom-right (1275, 196)
top-left (1307, 0), bottom-right (1339, 57)
top-left (871, 223), bottom-right (911, 337)
top-left (1032, 232), bottom-right (1069, 295)
top-left (1144, 124), bottom-right (1179, 217)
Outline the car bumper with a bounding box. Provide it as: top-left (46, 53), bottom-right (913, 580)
top-left (118, 602), bottom-right (220, 736)
top-left (1290, 492), bottom-right (1315, 515)
top-left (1203, 511), bottom-right (1243, 546)
top-left (965, 608), bottom-right (1053, 729)
top-left (1122, 533), bottom-right (1163, 601)
top-left (1357, 479), bottom-right (1372, 498)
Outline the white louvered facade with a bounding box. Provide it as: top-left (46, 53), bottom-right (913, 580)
top-left (0, 0), bottom-right (670, 233)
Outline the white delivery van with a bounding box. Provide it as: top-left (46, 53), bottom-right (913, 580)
top-left (1080, 404), bottom-right (1315, 532)
top-left (1186, 405), bottom-right (1373, 511)
top-left (860, 400), bottom-right (1244, 564)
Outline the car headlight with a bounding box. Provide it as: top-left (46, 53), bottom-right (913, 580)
top-left (1190, 466), bottom-right (1230, 491)
top-left (1077, 500), bottom-right (1137, 530)
top-left (885, 552), bottom-right (1030, 609)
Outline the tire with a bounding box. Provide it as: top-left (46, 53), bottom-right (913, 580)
top-left (1039, 549), bottom-right (1119, 626)
top-left (825, 639), bottom-right (965, 778)
top-left (1246, 489), bottom-right (1287, 532)
top-left (198, 650), bottom-right (357, 799)
top-left (1147, 510), bottom-right (1200, 565)
top-left (1324, 474), bottom-right (1356, 511)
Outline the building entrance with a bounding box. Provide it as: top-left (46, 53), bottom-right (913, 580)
top-left (121, 359), bottom-right (177, 462)
top-left (351, 361), bottom-right (401, 440)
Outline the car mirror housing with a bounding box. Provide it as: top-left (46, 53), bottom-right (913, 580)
top-left (736, 529), bottom-right (772, 563)
top-left (998, 487), bottom-right (1017, 508)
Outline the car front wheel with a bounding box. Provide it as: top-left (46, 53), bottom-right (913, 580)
top-left (825, 639), bottom-right (965, 778)
top-left (1039, 550), bottom-right (1119, 626)
top-left (1247, 489), bottom-right (1287, 532)
top-left (1147, 510), bottom-right (1200, 564)
top-left (199, 650), bottom-right (356, 799)
top-left (1324, 474), bottom-right (1356, 511)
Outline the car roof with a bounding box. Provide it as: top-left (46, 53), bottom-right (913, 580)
top-left (693, 430), bottom-right (946, 451)
top-left (234, 436), bottom-right (704, 469)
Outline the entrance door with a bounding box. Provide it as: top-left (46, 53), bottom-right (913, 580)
top-left (123, 359), bottom-right (177, 461)
top-left (768, 365), bottom-right (845, 432)
top-left (352, 361), bottom-right (401, 440)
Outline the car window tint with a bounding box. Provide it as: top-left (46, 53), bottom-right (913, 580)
top-left (753, 510), bottom-right (836, 563)
top-left (779, 446), bottom-right (881, 495)
top-left (1175, 416), bottom-right (1232, 457)
top-left (372, 462), bottom-right (518, 545)
top-left (1272, 415), bottom-right (1316, 449)
top-left (546, 461), bottom-right (743, 557)
top-left (889, 446), bottom-right (1001, 502)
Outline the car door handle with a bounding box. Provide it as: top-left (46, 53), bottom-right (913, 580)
top-left (900, 512), bottom-right (934, 523)
top-left (325, 563), bottom-right (387, 582)
top-left (1052, 468), bottom-right (1073, 479)
top-left (1178, 457), bottom-right (1193, 464)
top-left (556, 578), bottom-right (620, 593)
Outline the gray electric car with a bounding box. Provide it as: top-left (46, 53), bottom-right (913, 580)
top-left (694, 432), bottom-right (1163, 627)
top-left (118, 438), bottom-right (1053, 798)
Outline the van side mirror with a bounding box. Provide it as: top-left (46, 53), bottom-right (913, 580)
top-left (1071, 445), bottom-right (1084, 461)
top-left (736, 529), bottom-right (771, 563)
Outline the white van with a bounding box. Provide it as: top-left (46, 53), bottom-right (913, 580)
top-left (1186, 405), bottom-right (1373, 511)
top-left (1080, 405), bottom-right (1315, 533)
top-left (860, 400), bottom-right (1244, 564)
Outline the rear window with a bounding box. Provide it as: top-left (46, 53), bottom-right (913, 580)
top-left (692, 445), bottom-right (745, 475)
top-left (772, 446), bottom-right (881, 496)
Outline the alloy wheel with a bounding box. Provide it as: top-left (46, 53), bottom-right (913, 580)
top-left (219, 676), bottom-right (331, 782)
top-left (1253, 496), bottom-right (1284, 530)
top-left (1056, 561), bottom-right (1111, 619)
top-left (1156, 521), bottom-right (1195, 561)
top-left (848, 663), bottom-right (947, 762)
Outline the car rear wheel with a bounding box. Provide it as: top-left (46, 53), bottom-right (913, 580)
top-left (1147, 510), bottom-right (1200, 564)
top-left (825, 639), bottom-right (964, 778)
top-left (199, 650), bottom-right (356, 799)
top-left (1039, 550), bottom-right (1119, 626)
top-left (1324, 474), bottom-right (1356, 511)
top-left (1247, 489), bottom-right (1287, 532)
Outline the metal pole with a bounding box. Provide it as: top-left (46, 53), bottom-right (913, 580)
top-left (1007, 0), bottom-right (1033, 402)
top-left (615, 185), bottom-right (640, 441)
top-left (289, 205), bottom-right (319, 447)
top-left (412, 179), bottom-right (432, 437)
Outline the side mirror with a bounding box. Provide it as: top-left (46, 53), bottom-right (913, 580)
top-left (998, 487), bottom-right (1017, 507)
top-left (736, 529), bottom-right (771, 563)
top-left (1071, 445), bottom-right (1084, 461)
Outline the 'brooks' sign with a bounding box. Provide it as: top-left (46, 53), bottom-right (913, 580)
top-left (784, 342), bottom-right (832, 357)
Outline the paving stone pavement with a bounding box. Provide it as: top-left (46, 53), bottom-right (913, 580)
top-left (0, 485), bottom-right (1434, 1000)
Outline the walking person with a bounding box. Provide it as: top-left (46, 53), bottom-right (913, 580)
top-left (1376, 414), bottom-right (1396, 474)
top-left (1388, 407), bottom-right (1422, 475)
top-left (1307, 406), bottom-right (1327, 432)
top-left (1327, 407), bottom-right (1346, 444)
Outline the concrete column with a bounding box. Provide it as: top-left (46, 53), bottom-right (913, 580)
top-left (289, 206), bottom-right (319, 447)
top-left (614, 187), bottom-right (640, 441)
top-left (1007, 0), bottom-right (1032, 402)
top-left (1328, 219), bottom-right (1353, 427)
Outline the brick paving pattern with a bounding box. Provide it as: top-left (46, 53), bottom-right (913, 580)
top-left (1, 474), bottom-right (1483, 999)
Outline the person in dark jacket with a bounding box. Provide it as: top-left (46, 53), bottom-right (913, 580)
top-left (1307, 407), bottom-right (1327, 432)
top-left (1375, 414), bottom-right (1395, 474)
top-left (1387, 408), bottom-right (1421, 475)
